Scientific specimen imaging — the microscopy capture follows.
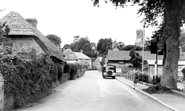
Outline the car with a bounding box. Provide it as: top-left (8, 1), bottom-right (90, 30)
top-left (102, 65), bottom-right (116, 79)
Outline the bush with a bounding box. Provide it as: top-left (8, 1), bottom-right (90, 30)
top-left (76, 64), bottom-right (86, 78)
top-left (0, 47), bottom-right (59, 108)
top-left (64, 63), bottom-right (79, 80)
top-left (121, 66), bottom-right (134, 74)
top-left (138, 73), bottom-right (149, 83)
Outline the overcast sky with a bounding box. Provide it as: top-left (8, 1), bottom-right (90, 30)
top-left (0, 0), bottom-right (156, 47)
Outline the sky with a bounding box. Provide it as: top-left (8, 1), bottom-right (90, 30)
top-left (0, 0), bottom-right (156, 47)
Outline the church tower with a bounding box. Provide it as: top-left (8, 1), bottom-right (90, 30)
top-left (112, 39), bottom-right (119, 51)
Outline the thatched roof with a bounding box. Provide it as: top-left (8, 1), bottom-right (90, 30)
top-left (63, 49), bottom-right (78, 60)
top-left (74, 52), bottom-right (91, 60)
top-left (0, 11), bottom-right (65, 62)
top-left (107, 50), bottom-right (163, 61)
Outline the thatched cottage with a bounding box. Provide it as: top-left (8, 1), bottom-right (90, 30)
top-left (63, 49), bottom-right (92, 69)
top-left (0, 11), bottom-right (65, 62)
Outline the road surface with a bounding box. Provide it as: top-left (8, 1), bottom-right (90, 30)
top-left (18, 70), bottom-right (173, 111)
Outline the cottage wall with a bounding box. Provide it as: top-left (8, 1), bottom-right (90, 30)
top-left (10, 36), bottom-right (44, 55)
top-left (78, 59), bottom-right (92, 69)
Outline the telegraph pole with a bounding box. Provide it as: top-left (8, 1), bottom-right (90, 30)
top-left (142, 29), bottom-right (145, 73)
top-left (142, 29), bottom-right (145, 83)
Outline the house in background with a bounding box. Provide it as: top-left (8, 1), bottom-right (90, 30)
top-left (106, 50), bottom-right (164, 73)
top-left (147, 60), bottom-right (185, 83)
top-left (74, 52), bottom-right (92, 69)
top-left (106, 51), bottom-right (131, 73)
top-left (0, 11), bottom-right (65, 62)
top-left (106, 50), bottom-right (131, 67)
top-left (63, 49), bottom-right (92, 69)
top-left (63, 49), bottom-right (77, 61)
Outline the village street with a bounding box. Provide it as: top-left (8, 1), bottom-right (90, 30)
top-left (18, 71), bottom-right (172, 111)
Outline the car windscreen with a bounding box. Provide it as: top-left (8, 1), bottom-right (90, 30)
top-left (108, 67), bottom-right (115, 70)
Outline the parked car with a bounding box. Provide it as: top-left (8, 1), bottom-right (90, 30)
top-left (102, 65), bottom-right (116, 79)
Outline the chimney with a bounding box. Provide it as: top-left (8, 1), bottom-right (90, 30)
top-left (26, 18), bottom-right (38, 28)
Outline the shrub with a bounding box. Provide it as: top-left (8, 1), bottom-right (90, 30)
top-left (76, 64), bottom-right (86, 78)
top-left (64, 62), bottom-right (86, 79)
top-left (64, 63), bottom-right (78, 80)
top-left (0, 47), bottom-right (59, 108)
top-left (138, 73), bottom-right (149, 83)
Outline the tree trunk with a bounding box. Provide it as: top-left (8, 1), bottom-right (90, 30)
top-left (160, 1), bottom-right (181, 89)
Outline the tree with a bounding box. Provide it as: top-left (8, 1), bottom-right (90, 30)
top-left (129, 49), bottom-right (142, 69)
top-left (122, 45), bottom-right (135, 51)
top-left (122, 45), bottom-right (142, 51)
top-left (0, 22), bottom-right (10, 43)
top-left (92, 0), bottom-right (185, 89)
top-left (97, 38), bottom-right (112, 56)
top-left (73, 35), bottom-right (80, 43)
top-left (179, 32), bottom-right (185, 52)
top-left (90, 42), bottom-right (96, 50)
top-left (63, 44), bottom-right (70, 50)
top-left (70, 36), bottom-right (97, 58)
top-left (117, 41), bottom-right (125, 50)
top-left (46, 34), bottom-right (61, 47)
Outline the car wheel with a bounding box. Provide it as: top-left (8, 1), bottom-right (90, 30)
top-left (112, 76), bottom-right (115, 79)
top-left (102, 75), bottom-right (105, 78)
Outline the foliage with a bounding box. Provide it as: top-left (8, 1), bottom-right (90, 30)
top-left (92, 0), bottom-right (185, 89)
top-left (133, 45), bottom-right (142, 51)
top-left (72, 37), bottom-right (91, 51)
top-left (90, 42), bottom-right (96, 49)
top-left (0, 22), bottom-right (10, 37)
top-left (46, 34), bottom-right (61, 47)
top-left (73, 35), bottom-right (80, 43)
top-left (84, 50), bottom-right (97, 59)
top-left (70, 36), bottom-right (97, 58)
top-left (122, 45), bottom-right (142, 51)
top-left (0, 47), bottom-right (58, 108)
top-left (143, 85), bottom-right (172, 94)
top-left (129, 49), bottom-right (142, 69)
top-left (122, 45), bottom-right (134, 51)
top-left (63, 44), bottom-right (70, 50)
top-left (149, 23), bottom-right (165, 55)
top-left (117, 41), bottom-right (125, 50)
top-left (97, 38), bottom-right (112, 56)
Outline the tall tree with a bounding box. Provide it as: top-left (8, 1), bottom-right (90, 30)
top-left (129, 49), bottom-right (142, 69)
top-left (70, 36), bottom-right (97, 58)
top-left (73, 35), bottom-right (80, 43)
top-left (122, 45), bottom-right (135, 51)
top-left (63, 44), bottom-right (70, 50)
top-left (46, 34), bottom-right (61, 47)
top-left (117, 41), bottom-right (125, 50)
top-left (97, 38), bottom-right (112, 56)
top-left (90, 42), bottom-right (96, 50)
top-left (92, 0), bottom-right (185, 89)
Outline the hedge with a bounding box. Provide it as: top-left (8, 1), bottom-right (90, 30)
top-left (0, 47), bottom-right (59, 108)
top-left (0, 47), bottom-right (86, 109)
